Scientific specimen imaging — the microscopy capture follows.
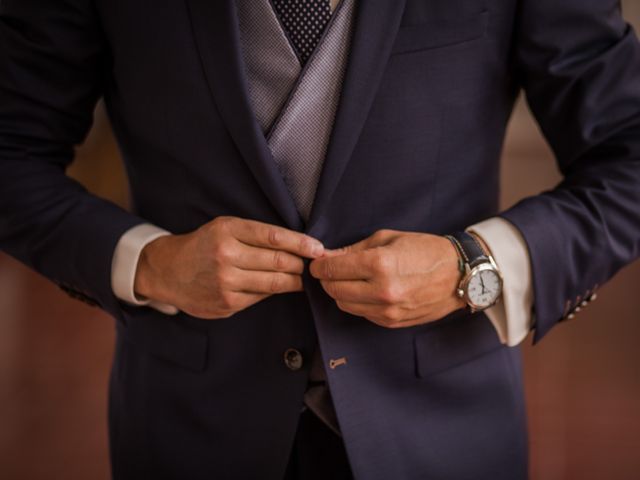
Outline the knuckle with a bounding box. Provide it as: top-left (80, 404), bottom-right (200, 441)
top-left (270, 273), bottom-right (283, 293)
top-left (369, 315), bottom-right (390, 328)
top-left (211, 215), bottom-right (233, 231)
top-left (212, 240), bottom-right (235, 263)
top-left (267, 227), bottom-right (282, 247)
top-left (298, 236), bottom-right (312, 255)
top-left (336, 300), bottom-right (354, 315)
top-left (373, 229), bottom-right (390, 241)
top-left (273, 250), bottom-right (287, 270)
top-left (217, 291), bottom-right (235, 311)
top-left (292, 257), bottom-right (305, 274)
top-left (324, 260), bottom-right (335, 279)
top-left (377, 282), bottom-right (402, 304)
top-left (381, 307), bottom-right (401, 324)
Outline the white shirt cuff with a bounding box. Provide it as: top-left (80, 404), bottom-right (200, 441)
top-left (468, 218), bottom-right (534, 346)
top-left (111, 223), bottom-right (179, 315)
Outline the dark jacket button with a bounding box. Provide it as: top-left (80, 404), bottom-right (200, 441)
top-left (284, 348), bottom-right (303, 371)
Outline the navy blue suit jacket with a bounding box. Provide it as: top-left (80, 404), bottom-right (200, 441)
top-left (1, 0), bottom-right (639, 479)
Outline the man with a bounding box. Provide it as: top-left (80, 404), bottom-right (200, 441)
top-left (1, 0), bottom-right (639, 478)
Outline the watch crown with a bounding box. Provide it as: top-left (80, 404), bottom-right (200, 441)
top-left (456, 288), bottom-right (465, 298)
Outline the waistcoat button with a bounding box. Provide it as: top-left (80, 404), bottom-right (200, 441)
top-left (284, 348), bottom-right (304, 371)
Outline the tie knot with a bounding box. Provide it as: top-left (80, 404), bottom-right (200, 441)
top-left (272, 0), bottom-right (333, 65)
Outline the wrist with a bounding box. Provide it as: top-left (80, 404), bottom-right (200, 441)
top-left (134, 234), bottom-right (175, 303)
top-left (439, 235), bottom-right (467, 310)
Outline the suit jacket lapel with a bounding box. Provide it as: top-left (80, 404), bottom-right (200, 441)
top-left (185, 0), bottom-right (303, 231)
top-left (307, 0), bottom-right (407, 234)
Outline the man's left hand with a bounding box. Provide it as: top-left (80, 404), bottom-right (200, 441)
top-left (309, 230), bottom-right (466, 328)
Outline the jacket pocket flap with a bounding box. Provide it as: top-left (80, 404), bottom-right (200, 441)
top-left (414, 311), bottom-right (502, 378)
top-left (120, 305), bottom-right (208, 372)
top-left (392, 10), bottom-right (489, 55)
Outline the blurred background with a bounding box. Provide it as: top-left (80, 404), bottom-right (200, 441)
top-left (1, 2), bottom-right (640, 479)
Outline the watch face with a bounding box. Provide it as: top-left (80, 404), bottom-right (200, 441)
top-left (467, 268), bottom-right (501, 309)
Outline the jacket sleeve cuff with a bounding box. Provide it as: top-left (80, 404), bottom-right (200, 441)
top-left (111, 223), bottom-right (179, 315)
top-left (467, 217), bottom-right (534, 346)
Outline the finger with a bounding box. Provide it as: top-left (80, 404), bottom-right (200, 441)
top-left (334, 301), bottom-right (432, 328)
top-left (182, 291), bottom-right (269, 320)
top-left (381, 303), bottom-right (458, 328)
top-left (219, 291), bottom-right (271, 315)
top-left (229, 269), bottom-right (304, 294)
top-left (386, 316), bottom-right (433, 329)
top-left (229, 218), bottom-right (324, 259)
top-left (334, 301), bottom-right (393, 321)
top-left (310, 249), bottom-right (381, 280)
top-left (320, 280), bottom-right (381, 304)
top-left (395, 299), bottom-right (465, 326)
top-left (233, 243), bottom-right (305, 274)
top-left (333, 301), bottom-right (395, 328)
top-left (334, 300), bottom-right (371, 317)
top-left (232, 292), bottom-right (270, 313)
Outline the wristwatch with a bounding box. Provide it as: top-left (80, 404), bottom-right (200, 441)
top-left (445, 231), bottom-right (503, 312)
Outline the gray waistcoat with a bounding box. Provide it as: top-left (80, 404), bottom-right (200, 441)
top-left (235, 0), bottom-right (356, 435)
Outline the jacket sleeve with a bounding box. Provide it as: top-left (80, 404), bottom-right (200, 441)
top-left (500, 0), bottom-right (640, 342)
top-left (0, 0), bottom-right (144, 319)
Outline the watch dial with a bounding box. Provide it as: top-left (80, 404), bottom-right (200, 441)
top-left (467, 269), bottom-right (501, 308)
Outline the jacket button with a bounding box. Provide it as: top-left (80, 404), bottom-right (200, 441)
top-left (283, 348), bottom-right (303, 371)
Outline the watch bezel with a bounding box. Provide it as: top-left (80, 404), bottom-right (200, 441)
top-left (457, 260), bottom-right (503, 312)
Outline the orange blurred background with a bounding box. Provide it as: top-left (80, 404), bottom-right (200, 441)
top-left (1, 3), bottom-right (640, 479)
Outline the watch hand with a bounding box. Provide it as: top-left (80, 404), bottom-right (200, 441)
top-left (479, 274), bottom-right (486, 294)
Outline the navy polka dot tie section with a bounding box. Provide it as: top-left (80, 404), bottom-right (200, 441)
top-left (272, 0), bottom-right (332, 65)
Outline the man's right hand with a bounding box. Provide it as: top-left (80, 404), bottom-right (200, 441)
top-left (133, 216), bottom-right (324, 319)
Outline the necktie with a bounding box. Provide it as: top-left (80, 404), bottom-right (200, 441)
top-left (271, 0), bottom-right (332, 65)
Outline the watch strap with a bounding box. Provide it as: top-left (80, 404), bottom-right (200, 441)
top-left (448, 231), bottom-right (489, 268)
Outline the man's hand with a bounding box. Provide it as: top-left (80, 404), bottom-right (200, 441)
top-left (134, 216), bottom-right (324, 319)
top-left (309, 230), bottom-right (465, 328)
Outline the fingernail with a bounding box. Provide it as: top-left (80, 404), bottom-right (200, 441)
top-left (309, 240), bottom-right (324, 257)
